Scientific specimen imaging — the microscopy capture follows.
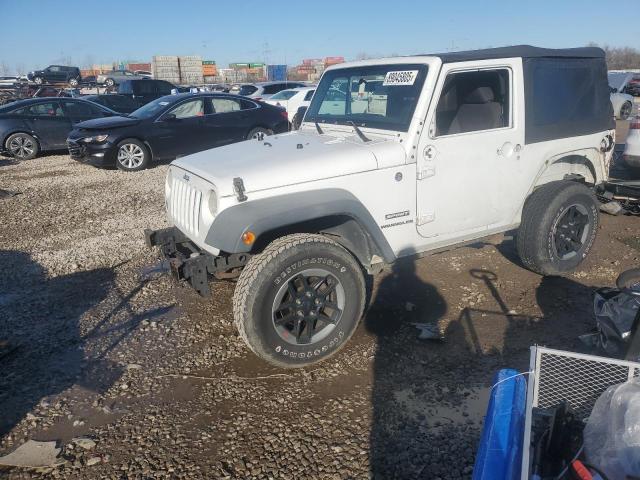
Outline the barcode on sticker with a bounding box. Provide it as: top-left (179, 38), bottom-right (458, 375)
top-left (383, 70), bottom-right (419, 86)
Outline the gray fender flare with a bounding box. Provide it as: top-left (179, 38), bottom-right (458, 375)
top-left (205, 189), bottom-right (395, 266)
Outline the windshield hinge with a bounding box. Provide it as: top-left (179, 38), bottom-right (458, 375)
top-left (417, 166), bottom-right (436, 180)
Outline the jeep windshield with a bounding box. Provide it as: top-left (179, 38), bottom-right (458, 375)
top-left (305, 64), bottom-right (427, 132)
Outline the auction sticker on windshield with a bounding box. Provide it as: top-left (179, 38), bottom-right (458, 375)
top-left (383, 70), bottom-right (419, 86)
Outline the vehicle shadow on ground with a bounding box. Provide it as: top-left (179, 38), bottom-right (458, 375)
top-left (0, 251), bottom-right (170, 439)
top-left (364, 258), bottom-right (596, 479)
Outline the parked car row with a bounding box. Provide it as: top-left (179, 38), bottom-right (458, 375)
top-left (0, 92), bottom-right (290, 170)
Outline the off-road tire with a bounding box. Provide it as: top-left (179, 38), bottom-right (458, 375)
top-left (246, 127), bottom-right (273, 140)
top-left (5, 132), bottom-right (39, 160)
top-left (233, 233), bottom-right (366, 368)
top-left (516, 180), bottom-right (599, 276)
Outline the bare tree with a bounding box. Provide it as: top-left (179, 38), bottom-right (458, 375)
top-left (588, 43), bottom-right (640, 70)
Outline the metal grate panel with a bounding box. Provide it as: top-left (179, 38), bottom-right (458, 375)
top-left (169, 176), bottom-right (202, 237)
top-left (522, 347), bottom-right (640, 479)
top-left (533, 349), bottom-right (636, 420)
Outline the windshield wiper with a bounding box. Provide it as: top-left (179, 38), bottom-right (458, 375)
top-left (315, 121), bottom-right (324, 135)
top-left (349, 121), bottom-right (371, 143)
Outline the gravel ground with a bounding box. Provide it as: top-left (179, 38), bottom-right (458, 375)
top-left (0, 145), bottom-right (639, 479)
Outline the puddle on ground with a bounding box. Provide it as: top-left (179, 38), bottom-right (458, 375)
top-left (394, 385), bottom-right (491, 428)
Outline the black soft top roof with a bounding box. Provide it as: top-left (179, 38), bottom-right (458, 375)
top-left (428, 45), bottom-right (605, 63)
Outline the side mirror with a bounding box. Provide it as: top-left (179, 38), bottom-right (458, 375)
top-left (163, 113), bottom-right (177, 121)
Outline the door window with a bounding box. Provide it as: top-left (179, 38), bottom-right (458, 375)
top-left (20, 102), bottom-right (64, 116)
top-left (434, 69), bottom-right (510, 136)
top-left (270, 90), bottom-right (297, 101)
top-left (48, 66), bottom-right (61, 72)
top-left (209, 98), bottom-right (242, 113)
top-left (168, 99), bottom-right (204, 118)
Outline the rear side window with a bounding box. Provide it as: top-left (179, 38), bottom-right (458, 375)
top-left (209, 98), bottom-right (242, 113)
top-left (156, 81), bottom-right (174, 95)
top-left (435, 69), bottom-right (510, 136)
top-left (262, 84), bottom-right (289, 95)
top-left (135, 81), bottom-right (156, 95)
top-left (523, 57), bottom-right (613, 144)
top-left (239, 85), bottom-right (258, 96)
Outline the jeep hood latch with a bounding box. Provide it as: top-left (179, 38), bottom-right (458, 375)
top-left (233, 177), bottom-right (248, 202)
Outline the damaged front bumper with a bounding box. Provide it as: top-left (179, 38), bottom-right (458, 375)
top-left (144, 227), bottom-right (250, 296)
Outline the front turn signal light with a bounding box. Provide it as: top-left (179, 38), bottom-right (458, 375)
top-left (241, 231), bottom-right (256, 246)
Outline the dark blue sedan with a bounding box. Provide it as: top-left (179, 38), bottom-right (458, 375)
top-left (0, 98), bottom-right (116, 159)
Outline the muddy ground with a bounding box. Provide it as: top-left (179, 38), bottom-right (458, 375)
top-left (0, 119), bottom-right (639, 479)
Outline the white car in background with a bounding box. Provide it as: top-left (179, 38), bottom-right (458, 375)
top-left (623, 116), bottom-right (640, 174)
top-left (264, 87), bottom-right (315, 126)
top-left (609, 71), bottom-right (635, 119)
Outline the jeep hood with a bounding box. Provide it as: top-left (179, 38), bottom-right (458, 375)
top-left (172, 131), bottom-right (406, 197)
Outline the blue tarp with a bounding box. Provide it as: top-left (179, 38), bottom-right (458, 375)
top-left (473, 369), bottom-right (527, 480)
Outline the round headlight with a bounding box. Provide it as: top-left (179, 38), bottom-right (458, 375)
top-left (208, 191), bottom-right (218, 215)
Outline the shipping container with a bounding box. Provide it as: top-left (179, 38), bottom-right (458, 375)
top-left (127, 62), bottom-right (151, 72)
top-left (324, 56), bottom-right (345, 65)
top-left (267, 64), bottom-right (287, 81)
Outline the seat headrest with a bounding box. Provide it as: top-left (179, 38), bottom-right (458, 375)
top-left (464, 86), bottom-right (495, 104)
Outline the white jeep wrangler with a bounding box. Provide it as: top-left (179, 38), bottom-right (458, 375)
top-left (145, 46), bottom-right (615, 368)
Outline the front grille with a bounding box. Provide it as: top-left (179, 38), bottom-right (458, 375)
top-left (67, 140), bottom-right (84, 159)
top-left (169, 176), bottom-right (202, 237)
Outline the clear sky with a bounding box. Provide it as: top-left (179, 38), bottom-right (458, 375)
top-left (1, 0), bottom-right (636, 73)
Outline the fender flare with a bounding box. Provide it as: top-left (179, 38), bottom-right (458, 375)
top-left (204, 188), bottom-right (396, 265)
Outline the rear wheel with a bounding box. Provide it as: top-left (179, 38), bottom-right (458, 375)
top-left (115, 139), bottom-right (150, 172)
top-left (516, 181), bottom-right (599, 275)
top-left (105, 78), bottom-right (115, 88)
top-left (246, 127), bottom-right (273, 140)
top-left (5, 133), bottom-right (39, 160)
top-left (69, 78), bottom-right (79, 87)
top-left (233, 234), bottom-right (366, 368)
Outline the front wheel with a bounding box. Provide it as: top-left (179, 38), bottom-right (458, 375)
top-left (105, 78), bottom-right (115, 87)
top-left (115, 139), bottom-right (150, 172)
top-left (233, 234), bottom-right (366, 368)
top-left (517, 181), bottom-right (599, 276)
top-left (33, 76), bottom-right (43, 85)
top-left (246, 127), bottom-right (273, 140)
